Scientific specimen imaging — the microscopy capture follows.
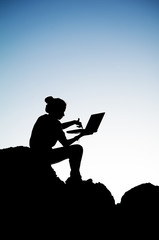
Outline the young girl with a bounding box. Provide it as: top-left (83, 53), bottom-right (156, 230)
top-left (29, 96), bottom-right (84, 181)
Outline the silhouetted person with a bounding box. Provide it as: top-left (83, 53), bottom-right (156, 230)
top-left (29, 96), bottom-right (84, 181)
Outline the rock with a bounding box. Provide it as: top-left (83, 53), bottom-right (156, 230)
top-left (0, 146), bottom-right (115, 237)
top-left (1, 146), bottom-right (159, 238)
top-left (118, 183), bottom-right (159, 238)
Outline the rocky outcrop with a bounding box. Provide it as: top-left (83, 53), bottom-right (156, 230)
top-left (0, 146), bottom-right (115, 237)
top-left (1, 146), bottom-right (159, 238)
top-left (117, 183), bottom-right (159, 238)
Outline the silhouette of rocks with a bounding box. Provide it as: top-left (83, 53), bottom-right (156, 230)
top-left (117, 183), bottom-right (159, 238)
top-left (1, 146), bottom-right (159, 238)
top-left (0, 146), bottom-right (115, 237)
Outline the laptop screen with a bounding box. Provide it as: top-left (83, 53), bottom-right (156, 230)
top-left (85, 112), bottom-right (105, 133)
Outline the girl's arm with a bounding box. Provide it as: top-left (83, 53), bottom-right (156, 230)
top-left (62, 119), bottom-right (82, 129)
top-left (60, 133), bottom-right (84, 147)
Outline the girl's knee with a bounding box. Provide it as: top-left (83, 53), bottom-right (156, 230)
top-left (70, 144), bottom-right (83, 155)
top-left (74, 144), bottom-right (83, 152)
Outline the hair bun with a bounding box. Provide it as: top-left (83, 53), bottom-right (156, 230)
top-left (45, 96), bottom-right (54, 104)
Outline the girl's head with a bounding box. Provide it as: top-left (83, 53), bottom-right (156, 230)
top-left (45, 96), bottom-right (66, 119)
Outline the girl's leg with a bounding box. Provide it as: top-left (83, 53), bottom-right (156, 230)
top-left (50, 144), bottom-right (83, 179)
top-left (68, 145), bottom-right (83, 179)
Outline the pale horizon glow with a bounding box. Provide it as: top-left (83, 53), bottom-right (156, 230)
top-left (1, 0), bottom-right (159, 203)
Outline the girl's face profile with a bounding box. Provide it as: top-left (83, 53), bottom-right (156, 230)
top-left (54, 105), bottom-right (66, 120)
top-left (57, 110), bottom-right (65, 120)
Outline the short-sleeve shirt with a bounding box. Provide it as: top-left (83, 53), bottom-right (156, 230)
top-left (29, 114), bottom-right (67, 149)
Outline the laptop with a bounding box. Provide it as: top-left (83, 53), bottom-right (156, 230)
top-left (67, 112), bottom-right (105, 135)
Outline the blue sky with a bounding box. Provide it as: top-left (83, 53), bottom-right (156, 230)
top-left (1, 0), bottom-right (159, 203)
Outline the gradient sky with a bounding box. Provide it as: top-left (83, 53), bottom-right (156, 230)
top-left (1, 0), bottom-right (159, 203)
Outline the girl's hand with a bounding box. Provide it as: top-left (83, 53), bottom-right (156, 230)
top-left (75, 118), bottom-right (83, 128)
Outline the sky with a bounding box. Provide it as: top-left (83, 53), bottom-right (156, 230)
top-left (1, 0), bottom-right (159, 203)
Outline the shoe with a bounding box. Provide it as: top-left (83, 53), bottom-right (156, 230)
top-left (66, 175), bottom-right (82, 184)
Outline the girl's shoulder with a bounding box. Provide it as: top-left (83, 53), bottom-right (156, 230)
top-left (37, 114), bottom-right (48, 122)
top-left (36, 115), bottom-right (62, 128)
